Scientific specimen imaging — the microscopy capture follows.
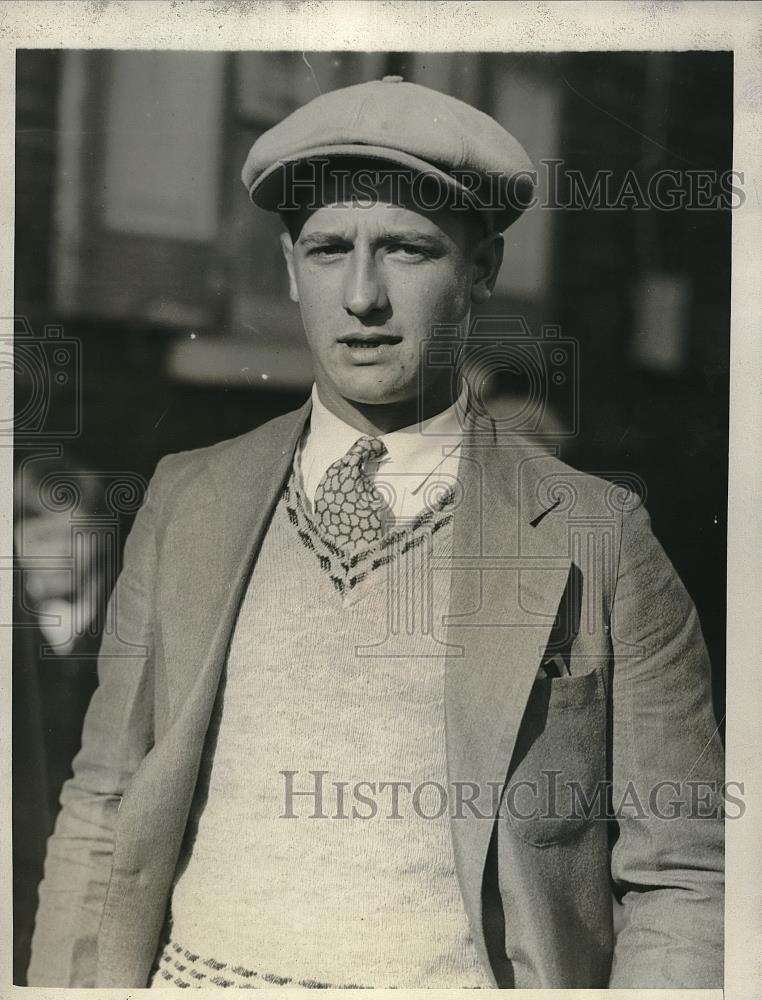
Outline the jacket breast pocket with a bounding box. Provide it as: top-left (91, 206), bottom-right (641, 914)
top-left (503, 665), bottom-right (608, 847)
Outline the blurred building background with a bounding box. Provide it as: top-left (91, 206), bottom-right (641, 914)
top-left (13, 49), bottom-right (731, 983)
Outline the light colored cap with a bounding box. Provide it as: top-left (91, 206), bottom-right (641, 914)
top-left (241, 77), bottom-right (536, 231)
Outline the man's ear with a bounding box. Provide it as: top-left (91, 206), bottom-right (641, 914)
top-left (280, 232), bottom-right (300, 303)
top-left (470, 233), bottom-right (504, 305)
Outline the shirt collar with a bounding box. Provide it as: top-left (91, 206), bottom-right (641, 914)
top-left (308, 382), bottom-right (466, 452)
top-left (300, 383), bottom-right (468, 501)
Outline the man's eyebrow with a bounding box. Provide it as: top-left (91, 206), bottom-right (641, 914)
top-left (298, 231), bottom-right (352, 246)
top-left (381, 232), bottom-right (446, 249)
top-left (299, 231), bottom-right (445, 247)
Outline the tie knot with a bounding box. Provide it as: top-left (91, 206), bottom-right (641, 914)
top-left (348, 436), bottom-right (386, 467)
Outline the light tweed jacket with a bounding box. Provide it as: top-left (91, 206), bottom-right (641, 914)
top-left (28, 399), bottom-right (724, 988)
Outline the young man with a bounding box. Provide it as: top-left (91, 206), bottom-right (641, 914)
top-left (29, 78), bottom-right (724, 989)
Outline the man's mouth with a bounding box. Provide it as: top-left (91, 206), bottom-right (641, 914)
top-left (337, 334), bottom-right (403, 349)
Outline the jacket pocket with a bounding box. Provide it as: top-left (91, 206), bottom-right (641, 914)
top-left (503, 664), bottom-right (608, 846)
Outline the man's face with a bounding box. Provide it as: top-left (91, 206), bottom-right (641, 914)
top-left (281, 184), bottom-right (501, 408)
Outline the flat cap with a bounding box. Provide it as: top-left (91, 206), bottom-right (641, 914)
top-left (241, 77), bottom-right (536, 232)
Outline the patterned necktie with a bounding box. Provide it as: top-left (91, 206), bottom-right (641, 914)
top-left (313, 436), bottom-right (388, 550)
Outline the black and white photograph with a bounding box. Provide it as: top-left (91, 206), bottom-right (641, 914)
top-left (4, 2), bottom-right (761, 995)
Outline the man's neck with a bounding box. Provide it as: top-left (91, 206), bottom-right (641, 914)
top-left (313, 379), bottom-right (456, 435)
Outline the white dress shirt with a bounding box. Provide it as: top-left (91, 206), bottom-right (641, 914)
top-left (299, 384), bottom-right (468, 523)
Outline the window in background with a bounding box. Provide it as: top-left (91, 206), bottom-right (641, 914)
top-left (53, 51), bottom-right (227, 329)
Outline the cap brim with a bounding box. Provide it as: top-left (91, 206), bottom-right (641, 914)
top-left (245, 144), bottom-right (529, 231)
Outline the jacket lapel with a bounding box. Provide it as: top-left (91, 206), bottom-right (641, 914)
top-left (157, 400), bottom-right (313, 724)
top-left (444, 435), bottom-right (571, 978)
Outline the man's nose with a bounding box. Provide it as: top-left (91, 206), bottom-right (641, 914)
top-left (342, 249), bottom-right (389, 317)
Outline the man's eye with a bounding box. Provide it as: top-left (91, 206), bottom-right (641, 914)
top-left (389, 244), bottom-right (433, 260)
top-left (308, 244), bottom-right (348, 257)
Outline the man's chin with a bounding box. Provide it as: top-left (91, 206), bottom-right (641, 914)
top-left (333, 373), bottom-right (415, 408)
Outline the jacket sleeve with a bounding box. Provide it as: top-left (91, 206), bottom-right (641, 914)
top-left (27, 456), bottom-right (175, 987)
top-left (607, 498), bottom-right (724, 988)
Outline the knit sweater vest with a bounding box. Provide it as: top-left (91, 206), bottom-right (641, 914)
top-left (149, 463), bottom-right (491, 989)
